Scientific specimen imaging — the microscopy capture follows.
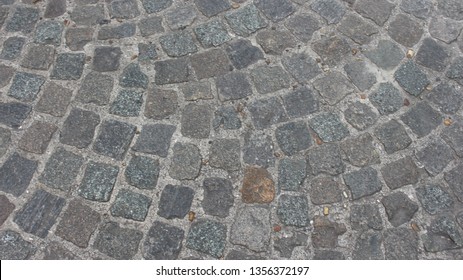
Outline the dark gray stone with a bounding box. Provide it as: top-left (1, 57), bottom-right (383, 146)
top-left (65, 28), bottom-right (93, 51)
top-left (110, 90), bottom-right (143, 117)
top-left (423, 215), bottom-right (463, 252)
top-left (311, 0), bottom-right (346, 24)
top-left (388, 14), bottom-right (423, 47)
top-left (282, 53), bottom-right (321, 83)
top-left (42, 243), bottom-right (78, 260)
top-left (309, 177), bottom-right (343, 205)
top-left (337, 13), bottom-right (378, 44)
top-left (415, 38), bottom-right (449, 72)
top-left (283, 87), bottom-right (319, 118)
top-left (226, 39), bottom-right (263, 69)
top-left (132, 124), bottom-right (175, 157)
top-left (209, 138), bottom-right (241, 171)
top-left (160, 31), bottom-right (198, 57)
top-left (143, 221), bottom-right (184, 260)
top-left (446, 57), bottom-right (463, 86)
top-left (278, 158), bottom-right (306, 191)
top-left (93, 222), bottom-right (143, 259)
top-left (250, 65), bottom-right (290, 94)
top-left (311, 35), bottom-right (350, 67)
top-left (354, 0), bottom-right (395, 26)
top-left (343, 167), bottom-right (382, 200)
top-left (353, 231), bottom-right (383, 260)
top-left (142, 0), bottom-right (172, 13)
top-left (145, 88), bottom-right (178, 120)
top-left (0, 102), bottom-right (31, 128)
top-left (243, 133), bottom-right (275, 167)
top-left (429, 17), bottom-right (463, 44)
top-left (313, 250), bottom-right (345, 260)
top-left (231, 206), bottom-right (271, 252)
top-left (309, 112), bottom-right (349, 142)
top-left (155, 57), bottom-right (191, 84)
top-left (381, 157), bottom-right (420, 190)
top-left (213, 105), bottom-right (241, 130)
top-left (111, 189), bottom-right (151, 221)
top-left (71, 5), bottom-right (105, 26)
top-left (125, 155), bottom-right (159, 190)
top-left (225, 250), bottom-right (266, 260)
top-left (401, 102), bottom-right (442, 138)
top-left (313, 72), bottom-right (354, 105)
top-left (0, 230), bottom-right (36, 260)
top-left (285, 13), bottom-right (320, 42)
top-left (6, 7), bottom-right (39, 33)
top-left (8, 72), bottom-right (45, 102)
top-left (442, 121), bottom-right (463, 157)
top-left (275, 121), bottom-right (312, 156)
top-left (195, 19), bottom-right (231, 48)
top-left (426, 83), bottom-right (462, 114)
top-left (20, 44), bottom-right (54, 70)
top-left (365, 40), bottom-right (404, 70)
top-left (138, 15), bottom-right (164, 37)
top-left (374, 120), bottom-right (412, 154)
top-left (51, 53), bottom-right (86, 80)
top-left (344, 102), bottom-right (378, 131)
top-left (341, 133), bottom-right (379, 167)
top-left (158, 184), bottom-right (194, 219)
top-left (35, 83), bottom-right (72, 117)
top-left (216, 71), bottom-right (253, 101)
top-left (138, 43), bottom-right (158, 62)
top-left (274, 232), bottom-right (308, 258)
top-left (437, 0), bottom-right (463, 20)
top-left (93, 47), bottom-right (122, 72)
top-left (381, 192), bottom-right (418, 227)
top-left (19, 121), bottom-right (56, 154)
top-left (14, 189), bottom-right (65, 238)
top-left (0, 128), bottom-right (10, 158)
top-left (308, 143), bottom-right (345, 175)
top-left (344, 61), bottom-right (377, 91)
top-left (78, 161), bottom-right (119, 202)
top-left (181, 104), bottom-right (211, 139)
top-left (186, 219), bottom-right (227, 258)
top-left (225, 4), bottom-right (267, 37)
top-left (77, 72), bottom-right (114, 105)
top-left (98, 23), bottom-right (136, 40)
top-left (370, 83), bottom-right (403, 115)
top-left (194, 0), bottom-right (230, 17)
top-left (44, 0), bottom-right (67, 18)
top-left (350, 204), bottom-right (383, 231)
top-left (110, 0), bottom-right (140, 19)
top-left (169, 143), bottom-right (202, 180)
top-left (445, 163), bottom-right (463, 202)
top-left (202, 178), bottom-right (234, 218)
top-left (0, 6), bottom-right (6, 28)
top-left (256, 29), bottom-right (296, 55)
top-left (191, 49), bottom-right (231, 79)
top-left (277, 194), bottom-right (309, 227)
top-left (119, 63), bottom-right (148, 89)
top-left (0, 64), bottom-right (14, 88)
top-left (416, 185), bottom-right (454, 215)
top-left (166, 4), bottom-right (197, 30)
top-left (34, 21), bottom-right (63, 46)
top-left (384, 228), bottom-right (418, 259)
top-left (0, 153), bottom-right (37, 197)
top-left (254, 0), bottom-right (295, 22)
top-left (93, 120), bottom-right (136, 160)
top-left (60, 108), bottom-right (100, 148)
top-left (312, 216), bottom-right (347, 248)
top-left (0, 37), bottom-right (25, 60)
top-left (400, 0), bottom-right (432, 19)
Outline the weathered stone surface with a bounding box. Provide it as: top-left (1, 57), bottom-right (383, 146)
top-left (256, 29), bottom-right (296, 55)
top-left (20, 44), bottom-right (54, 70)
top-left (98, 23), bottom-right (136, 40)
top-left (160, 31), bottom-right (198, 57)
top-left (111, 189), bottom-right (151, 221)
top-left (155, 57), bottom-right (191, 84)
top-left (277, 194), bottom-right (309, 227)
top-left (343, 167), bottom-right (382, 200)
top-left (282, 87), bottom-right (319, 118)
top-left (166, 4), bottom-right (197, 30)
top-left (55, 200), bottom-right (101, 248)
top-left (169, 143), bottom-right (201, 180)
top-left (374, 120), bottom-right (412, 154)
top-left (0, 153), bottom-right (37, 197)
top-left (125, 155), bottom-right (159, 190)
top-left (250, 65), bottom-right (290, 94)
top-left (274, 232), bottom-right (308, 258)
top-left (35, 83), bottom-right (71, 117)
top-left (158, 185), bottom-right (194, 219)
top-left (0, 102), bottom-right (31, 129)
top-left (0, 37), bottom-right (25, 60)
top-left (416, 185), bottom-right (454, 214)
top-left (276, 121), bottom-right (312, 156)
top-left (442, 121), bottom-right (463, 157)
top-left (402, 103), bottom-right (442, 137)
top-left (182, 81), bottom-right (213, 101)
top-left (313, 72), bottom-right (355, 105)
top-left (110, 90), bottom-right (143, 117)
top-left (78, 161), bottom-right (119, 202)
top-left (341, 133), bottom-right (379, 167)
top-left (437, 0), bottom-right (463, 20)
top-left (60, 108), bottom-right (100, 149)
top-left (381, 192), bottom-right (418, 227)
top-left (94, 120), bottom-right (136, 158)
top-left (138, 15), bottom-right (164, 37)
top-left (210, 138), bottom-right (241, 171)
top-left (119, 63), bottom-right (148, 89)
top-left (44, 0), bottom-right (67, 18)
top-left (365, 40), bottom-right (404, 70)
top-left (415, 139), bottom-right (454, 176)
top-left (142, 0), bottom-right (172, 14)
top-left (243, 133), bottom-right (275, 167)
top-left (309, 177), bottom-right (342, 205)
top-left (191, 49), bottom-right (231, 79)
top-left (0, 127), bottom-right (10, 158)
top-left (231, 206), bottom-right (271, 252)
top-left (241, 167), bottom-right (275, 204)
top-left (225, 250), bottom-right (266, 260)
top-left (110, 0), bottom-right (140, 19)
top-left (309, 112), bottom-right (349, 142)
top-left (255, 0), bottom-right (295, 22)
top-left (195, 20), bottom-right (231, 48)
top-left (415, 38), bottom-right (449, 72)
top-left (248, 97), bottom-right (288, 130)
top-left (39, 148), bottom-right (83, 192)
top-left (311, 0), bottom-right (345, 24)
top-left (186, 219), bottom-right (227, 258)
top-left (338, 13), bottom-right (378, 44)
top-left (400, 0), bottom-right (432, 19)
top-left (312, 216), bottom-right (347, 248)
top-left (445, 163), bottom-right (463, 202)
top-left (143, 221), bottom-right (184, 260)
top-left (369, 83), bottom-right (403, 115)
top-left (65, 27), bottom-right (93, 51)
top-left (132, 124), bottom-right (175, 157)
top-left (70, 4), bottom-right (105, 26)
top-left (0, 230), bottom-right (36, 260)
top-left (226, 39), bottom-right (263, 69)
top-left (352, 231), bottom-right (383, 260)
top-left (354, 0), bottom-right (395, 26)
top-left (308, 143), bottom-right (345, 175)
top-left (51, 53), bottom-right (86, 80)
top-left (138, 43), bottom-right (158, 62)
top-left (225, 4), bottom-right (267, 37)
top-left (213, 105), bottom-right (241, 130)
top-left (93, 47), bottom-right (122, 72)
top-left (344, 61), bottom-right (377, 91)
top-left (181, 104), bottom-right (211, 139)
top-left (93, 222), bottom-right (143, 259)
top-left (384, 228), bottom-right (418, 259)
top-left (388, 14), bottom-right (423, 47)
top-left (144, 88), bottom-right (177, 120)
top-left (14, 189), bottom-right (65, 238)
top-left (194, 0), bottom-right (230, 17)
top-left (0, 195), bottom-right (14, 226)
top-left (381, 157), bottom-right (420, 190)
top-left (6, 7), bottom-right (39, 33)
top-left (8, 72), bottom-right (45, 102)
top-left (344, 102), bottom-right (378, 131)
top-left (76, 72), bottom-right (113, 106)
top-left (34, 20), bottom-right (63, 46)
top-left (423, 215), bottom-right (463, 252)
top-left (311, 35), bottom-right (350, 67)
top-left (278, 158), bottom-right (306, 191)
top-left (202, 178), bottom-right (234, 217)
top-left (350, 204), bottom-right (383, 231)
top-left (429, 17), bottom-right (463, 44)
top-left (285, 12), bottom-right (320, 42)
top-left (18, 121), bottom-right (56, 154)
top-left (426, 83), bottom-right (462, 114)
top-left (216, 71), bottom-right (253, 101)
top-left (446, 57), bottom-right (463, 86)
top-left (42, 243), bottom-right (78, 260)
top-left (282, 53), bottom-right (321, 83)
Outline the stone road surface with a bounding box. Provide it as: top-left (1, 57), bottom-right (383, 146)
top-left (1, 0), bottom-right (463, 260)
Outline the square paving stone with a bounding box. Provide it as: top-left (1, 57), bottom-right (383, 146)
top-left (282, 53), bottom-right (321, 83)
top-left (423, 215), bottom-right (463, 252)
top-left (248, 97), bottom-right (288, 129)
top-left (369, 83), bottom-right (403, 115)
top-left (311, 35), bottom-right (350, 67)
top-left (381, 192), bottom-right (418, 227)
top-left (312, 216), bottom-right (347, 248)
top-left (209, 138), bottom-right (241, 171)
top-left (144, 88), bottom-right (178, 120)
top-left (374, 120), bottom-right (412, 154)
top-left (0, 230), bottom-right (36, 260)
top-left (256, 29), bottom-right (297, 55)
top-left (20, 44), bottom-right (54, 70)
top-left (158, 184), bottom-right (194, 219)
top-left (60, 108), bottom-right (100, 149)
top-left (230, 206), bottom-right (271, 252)
top-left (65, 27), bottom-right (94, 51)
top-left (381, 156), bottom-right (420, 190)
top-left (344, 101), bottom-right (378, 131)
top-left (274, 232), bottom-right (308, 258)
top-left (155, 57), bottom-right (191, 84)
top-left (446, 57), bottom-right (463, 86)
top-left (243, 133), bottom-right (275, 167)
top-left (141, 0), bottom-right (171, 14)
top-left (93, 47), bottom-right (122, 72)
top-left (0, 6), bottom-right (6, 28)
top-left (34, 20), bottom-right (63, 46)
top-left (311, 0), bottom-right (346, 24)
top-left (255, 0), bottom-right (295, 22)
top-left (309, 112), bottom-right (349, 142)
top-left (0, 153), bottom-right (37, 197)
top-left (143, 221), bottom-right (184, 260)
top-left (76, 72), bottom-right (114, 106)
top-left (442, 121), bottom-right (463, 157)
top-left (55, 200), bottom-right (101, 248)
top-left (34, 83), bottom-right (71, 115)
top-left (400, 0), bottom-right (432, 19)
top-left (344, 61), bottom-right (377, 92)
top-left (194, 0), bottom-right (230, 17)
top-left (309, 177), bottom-right (343, 205)
top-left (445, 163), bottom-right (463, 202)
top-left (438, 0), bottom-right (463, 20)
top-left (225, 4), bottom-right (268, 37)
top-left (195, 19), bottom-right (231, 48)
top-left (125, 155), bottom-right (159, 190)
top-left (110, 90), bottom-right (143, 117)
top-left (278, 158), bottom-right (306, 191)
top-left (415, 38), bottom-right (449, 72)
top-left (160, 31), bottom-right (198, 57)
top-left (132, 124), bottom-right (175, 157)
top-left (401, 102), bottom-right (442, 138)
top-left (341, 133), bottom-right (379, 167)
top-left (190, 49), bottom-right (231, 79)
top-left (71, 5), bottom-right (105, 26)
top-left (19, 121), bottom-right (57, 154)
top-left (39, 147), bottom-right (84, 192)
top-left (313, 250), bottom-right (345, 260)
top-left (93, 222), bottom-right (143, 260)
top-left (416, 184), bottom-right (454, 215)
top-left (0, 64), bottom-right (14, 88)
top-left (216, 71), bottom-right (252, 101)
top-left (250, 65), bottom-right (290, 94)
top-left (384, 228), bottom-right (418, 260)
top-left (8, 72), bottom-right (45, 102)
top-left (430, 17), bottom-right (463, 44)
top-left (42, 243), bottom-right (78, 260)
top-left (213, 105), bottom-right (241, 130)
top-left (285, 12), bottom-right (320, 42)
top-left (169, 143), bottom-right (202, 180)
top-left (276, 121), bottom-right (312, 156)
top-left (0, 37), bottom-right (26, 60)
top-left (308, 143), bottom-right (345, 176)
top-left (354, 0), bottom-right (395, 26)
top-left (0, 102), bottom-right (31, 129)
top-left (14, 189), bottom-right (65, 238)
top-left (426, 83), bottom-right (462, 114)
top-left (182, 81), bottom-right (213, 101)
top-left (78, 161), bottom-right (119, 202)
top-left (313, 72), bottom-right (355, 105)
top-left (282, 87), bottom-right (319, 118)
top-left (110, 0), bottom-right (140, 19)
top-left (186, 219), bottom-right (227, 258)
top-left (202, 177), bottom-right (234, 218)
top-left (365, 40), bottom-right (404, 70)
top-left (180, 104), bottom-right (211, 139)
top-left (352, 231), bottom-right (383, 260)
top-left (241, 167), bottom-right (275, 204)
top-left (337, 13), bottom-right (378, 45)
top-left (388, 14), bottom-right (423, 47)
top-left (138, 15), bottom-right (164, 37)
top-left (277, 194), bottom-right (309, 227)
top-left (51, 53), bottom-right (85, 80)
top-left (0, 195), bottom-right (14, 226)
top-left (0, 127), bottom-right (10, 158)
top-left (97, 23), bottom-right (136, 40)
top-left (6, 6), bottom-right (39, 33)
top-left (94, 120), bottom-right (136, 160)
top-left (138, 43), bottom-right (158, 62)
top-left (350, 204), bottom-right (383, 231)
top-left (226, 39), bottom-right (263, 69)
top-left (225, 250), bottom-right (266, 260)
top-left (165, 4), bottom-right (197, 30)
top-left (110, 189), bottom-right (151, 222)
top-left (343, 167), bottom-right (382, 200)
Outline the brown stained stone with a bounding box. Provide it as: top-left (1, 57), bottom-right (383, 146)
top-left (0, 195), bottom-right (15, 226)
top-left (241, 167), bottom-right (275, 204)
top-left (312, 216), bottom-right (347, 248)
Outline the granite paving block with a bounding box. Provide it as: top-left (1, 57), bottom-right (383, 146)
top-left (282, 53), bottom-right (321, 83)
top-left (6, 6), bottom-right (39, 33)
top-left (337, 13), bottom-right (378, 45)
top-left (34, 20), bottom-right (63, 46)
top-left (181, 104), bottom-right (211, 139)
top-left (226, 39), bottom-right (263, 69)
top-left (226, 250), bottom-right (266, 260)
top-left (429, 17), bottom-right (463, 44)
top-left (155, 57), bottom-right (191, 84)
top-left (110, 90), bottom-right (143, 117)
top-left (344, 61), bottom-right (377, 91)
top-left (241, 167), bottom-right (275, 204)
top-left (354, 0), bottom-right (395, 26)
top-left (313, 72), bottom-right (354, 105)
top-left (365, 40), bottom-right (404, 70)
top-left (352, 231), bottom-right (383, 260)
top-left (231, 206), bottom-right (271, 252)
top-left (0, 195), bottom-right (14, 226)
top-left (312, 35), bottom-right (351, 68)
top-left (19, 121), bottom-right (57, 154)
top-left (169, 143), bottom-right (202, 180)
top-left (42, 243), bottom-right (78, 260)
top-left (78, 161), bottom-right (119, 202)
top-left (423, 215), bottom-right (463, 252)
top-left (0, 127), bottom-right (10, 158)
top-left (44, 0), bottom-right (66, 18)
top-left (195, 20), bottom-right (231, 48)
top-left (93, 222), bottom-right (143, 259)
top-left (186, 219), bottom-right (227, 258)
top-left (309, 177), bottom-right (343, 205)
top-left (437, 0), bottom-right (463, 20)
top-left (202, 178), bottom-right (234, 218)
top-left (98, 23), bottom-right (136, 40)
top-left (138, 15), bottom-right (164, 37)
top-left (415, 38), bottom-right (449, 72)
top-left (274, 232), bottom-right (308, 258)
top-left (213, 105), bottom-right (241, 130)
top-left (445, 163), bottom-right (463, 202)
top-left (8, 72), bottom-right (45, 102)
top-left (191, 49), bottom-right (231, 79)
top-left (282, 87), bottom-right (319, 118)
top-left (374, 120), bottom-right (412, 154)
top-left (216, 71), bottom-right (253, 101)
top-left (276, 121), bottom-right (312, 156)
top-left (308, 143), bottom-right (345, 175)
top-left (350, 204), bottom-right (383, 231)
top-left (51, 53), bottom-right (86, 80)
top-left (344, 102), bottom-right (378, 131)
top-left (313, 250), bottom-right (345, 260)
top-left (285, 13), bottom-right (320, 42)
top-left (166, 5), bottom-right (197, 30)
top-left (369, 83), bottom-right (403, 115)
top-left (119, 63), bottom-right (148, 89)
top-left (158, 185), bottom-right (194, 219)
top-left (125, 155), bottom-right (160, 190)
top-left (277, 194), bottom-right (309, 227)
top-left (312, 216), bottom-right (347, 248)
top-left (254, 0), bottom-right (295, 22)
top-left (110, 189), bottom-right (151, 221)
top-left (225, 4), bottom-right (267, 37)
top-left (381, 192), bottom-right (418, 227)
top-left (0, 64), bottom-right (14, 88)
top-left (250, 65), bottom-right (290, 94)
top-left (93, 47), bottom-right (122, 72)
top-left (21, 44), bottom-right (54, 70)
top-left (446, 57), bottom-right (463, 86)
top-left (210, 138), bottom-right (241, 171)
top-left (0, 102), bottom-right (31, 128)
top-left (442, 121), bottom-right (463, 157)
top-left (138, 43), bottom-right (158, 62)
top-left (343, 167), bottom-right (382, 200)
top-left (243, 133), bottom-right (275, 167)
top-left (143, 221), bottom-right (184, 260)
top-left (401, 102), bottom-right (442, 138)
top-left (160, 31), bottom-right (198, 57)
top-left (278, 158), bottom-right (306, 191)
top-left (309, 112), bottom-right (349, 142)
top-left (194, 0), bottom-right (230, 17)
top-left (381, 156), bottom-right (420, 190)
top-left (71, 5), bottom-right (105, 26)
top-left (144, 88), bottom-right (177, 120)
top-left (256, 29), bottom-right (297, 55)
top-left (341, 133), bottom-right (379, 167)
top-left (0, 230), bottom-right (36, 260)
top-left (110, 0), bottom-right (140, 19)
top-left (426, 83), bottom-right (462, 114)
top-left (384, 228), bottom-right (418, 260)
top-left (0, 37), bottom-right (26, 60)
top-left (0, 153), bottom-right (37, 197)
top-left (388, 14), bottom-right (423, 47)
top-left (76, 72), bottom-right (114, 106)
top-left (132, 124), bottom-right (175, 157)
top-left (311, 0), bottom-right (346, 24)
top-left (416, 184), bottom-right (454, 215)
top-left (60, 108), bottom-right (100, 149)
top-left (93, 120), bottom-right (135, 160)
top-left (400, 0), bottom-right (432, 19)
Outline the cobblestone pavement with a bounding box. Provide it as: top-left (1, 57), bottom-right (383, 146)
top-left (1, 0), bottom-right (463, 260)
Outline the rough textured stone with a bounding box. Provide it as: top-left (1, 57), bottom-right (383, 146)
top-left (191, 49), bottom-right (231, 79)
top-left (343, 167), bottom-right (382, 200)
top-left (6, 7), bottom-right (39, 33)
top-left (125, 155), bottom-right (159, 190)
top-left (155, 57), bottom-right (191, 84)
top-left (226, 39), bottom-right (263, 69)
top-left (78, 161), bottom-right (119, 202)
top-left (354, 0), bottom-right (395, 26)
top-left (311, 35), bottom-right (350, 67)
top-left (119, 63), bottom-right (148, 89)
top-left (20, 44), bottom-right (54, 70)
top-left (352, 231), bottom-right (383, 260)
top-left (93, 47), bottom-right (122, 72)
top-left (415, 38), bottom-right (449, 72)
top-left (241, 167), bottom-right (275, 204)
top-left (60, 108), bottom-right (100, 149)
top-left (65, 27), bottom-right (93, 51)
top-left (169, 143), bottom-right (201, 180)
top-left (110, 0), bottom-right (140, 19)
top-left (111, 189), bottom-right (151, 221)
top-left (401, 103), bottom-right (442, 138)
top-left (14, 189), bottom-right (65, 238)
top-left (312, 216), bottom-right (347, 248)
top-left (216, 71), bottom-right (253, 101)
top-left (338, 13), bottom-right (378, 44)
top-left (400, 0), bottom-right (432, 19)
top-left (35, 83), bottom-right (72, 117)
top-left (51, 53), bottom-right (86, 80)
top-left (285, 13), bottom-right (320, 42)
top-left (381, 157), bottom-right (420, 190)
top-left (445, 163), bottom-right (463, 202)
top-left (311, 0), bottom-right (345, 24)
top-left (225, 4), bottom-right (268, 37)
top-left (93, 222), bottom-right (143, 259)
top-left (202, 178), bottom-right (234, 217)
top-left (423, 215), bottom-right (463, 252)
top-left (341, 133), bottom-right (379, 167)
top-left (274, 232), bottom-right (308, 258)
top-left (110, 90), bottom-right (143, 117)
top-left (370, 83), bottom-right (403, 115)
top-left (309, 177), bottom-right (342, 205)
top-left (0, 37), bottom-right (26, 60)
top-left (0, 127), bottom-right (10, 158)
top-left (442, 121), bottom-right (463, 157)
top-left (132, 124), bottom-right (175, 157)
top-left (446, 57), bottom-right (463, 86)
top-left (144, 88), bottom-right (177, 120)
top-left (350, 204), bottom-right (383, 231)
top-left (70, 5), bottom-right (105, 26)
top-left (186, 219), bottom-right (227, 258)
top-left (158, 185), bottom-right (194, 219)
top-left (93, 120), bottom-right (135, 159)
top-left (34, 20), bottom-right (63, 46)
top-left (426, 83), bottom-right (462, 114)
top-left (256, 29), bottom-right (296, 55)
top-left (138, 15), bottom-right (164, 37)
top-left (248, 97), bottom-right (288, 130)
top-left (344, 102), bottom-right (378, 131)
top-left (181, 104), bottom-right (211, 139)
top-left (160, 31), bottom-right (198, 57)
top-left (42, 243), bottom-right (78, 260)
top-left (194, 0), bottom-right (230, 17)
top-left (278, 158), bottom-right (306, 191)
top-left (138, 43), bottom-right (158, 62)
top-left (0, 102), bottom-right (31, 129)
top-left (0, 65), bottom-right (14, 88)
top-left (277, 194), bottom-right (309, 227)
top-left (166, 4), bottom-right (197, 30)
top-left (384, 228), bottom-right (418, 260)
top-left (0, 195), bottom-right (14, 226)
top-left (374, 120), bottom-right (412, 154)
top-left (282, 87), bottom-right (319, 118)
top-left (0, 230), bottom-right (36, 260)
top-left (381, 192), bottom-right (418, 227)
top-left (182, 81), bottom-right (213, 101)
top-left (210, 138), bottom-right (241, 171)
top-left (231, 206), bottom-right (271, 252)
top-left (225, 250), bottom-right (266, 260)
top-left (429, 17), bottom-right (463, 44)
top-left (213, 105), bottom-right (241, 130)
top-left (143, 221), bottom-right (184, 260)
top-left (313, 72), bottom-right (355, 105)
top-left (365, 40), bottom-right (404, 70)
top-left (308, 144), bottom-right (345, 176)
top-left (195, 20), bottom-right (231, 48)
top-left (313, 250), bottom-right (345, 260)
top-left (437, 0), bottom-right (463, 20)
top-left (243, 133), bottom-right (275, 167)
top-left (55, 200), bottom-right (101, 248)
top-left (309, 112), bottom-right (349, 142)
top-left (19, 121), bottom-right (56, 154)
top-left (416, 185), bottom-right (454, 214)
top-left (344, 61), bottom-right (377, 91)
top-left (282, 53), bottom-right (321, 83)
top-left (98, 23), bottom-right (136, 40)
top-left (142, 0), bottom-right (172, 14)
top-left (276, 121), bottom-right (312, 156)
top-left (44, 0), bottom-right (67, 18)
top-left (0, 153), bottom-right (37, 197)
top-left (8, 72), bottom-right (45, 102)
top-left (388, 14), bottom-right (423, 47)
top-left (39, 148), bottom-right (83, 192)
top-left (255, 0), bottom-right (295, 22)
top-left (250, 65), bottom-right (290, 94)
top-left (76, 72), bottom-right (113, 105)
